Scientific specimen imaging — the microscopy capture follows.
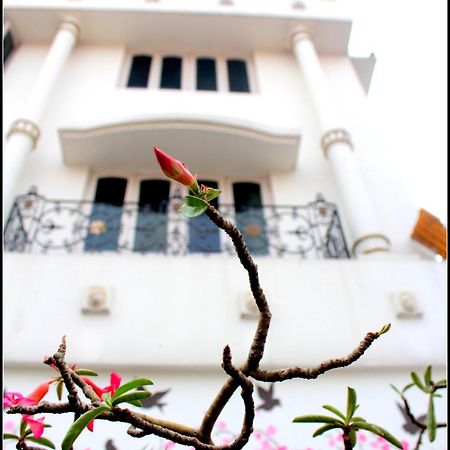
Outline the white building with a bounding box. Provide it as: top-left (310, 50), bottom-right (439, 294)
top-left (3, 1), bottom-right (446, 450)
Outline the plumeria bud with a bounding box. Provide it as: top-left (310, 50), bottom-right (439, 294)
top-left (153, 147), bottom-right (198, 190)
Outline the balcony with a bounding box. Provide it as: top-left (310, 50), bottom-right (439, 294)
top-left (4, 189), bottom-right (350, 258)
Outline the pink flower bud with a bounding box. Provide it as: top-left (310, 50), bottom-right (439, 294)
top-left (153, 147), bottom-right (197, 188)
top-left (26, 381), bottom-right (52, 404)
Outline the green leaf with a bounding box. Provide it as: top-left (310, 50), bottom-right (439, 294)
top-left (112, 378), bottom-right (153, 401)
top-left (349, 429), bottom-right (357, 447)
top-left (61, 406), bottom-right (109, 450)
top-left (402, 383), bottom-right (415, 393)
top-left (27, 436), bottom-right (56, 449)
top-left (125, 399), bottom-right (143, 407)
top-left (3, 434), bottom-right (19, 440)
top-left (427, 395), bottom-right (437, 442)
top-left (20, 420), bottom-right (27, 438)
top-left (56, 380), bottom-right (64, 401)
top-left (351, 422), bottom-right (402, 448)
top-left (424, 366), bottom-right (432, 387)
top-left (179, 196), bottom-right (208, 218)
top-left (322, 405), bottom-right (346, 421)
top-left (350, 417), bottom-right (367, 423)
top-left (346, 387), bottom-right (358, 422)
top-left (312, 424), bottom-right (341, 437)
top-left (293, 415), bottom-right (339, 424)
top-left (204, 188), bottom-right (222, 203)
top-left (434, 379), bottom-right (447, 388)
top-left (74, 369), bottom-right (98, 376)
top-left (112, 391), bottom-right (151, 406)
top-left (411, 372), bottom-right (427, 392)
top-left (378, 323), bottom-right (391, 335)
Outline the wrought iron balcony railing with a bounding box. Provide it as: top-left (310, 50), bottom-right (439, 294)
top-left (4, 189), bottom-right (350, 259)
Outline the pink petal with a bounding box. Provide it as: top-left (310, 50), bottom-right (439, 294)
top-left (4, 420), bottom-right (17, 432)
top-left (87, 420), bottom-right (94, 432)
top-left (216, 421), bottom-right (227, 430)
top-left (266, 425), bottom-right (277, 436)
top-left (164, 442), bottom-right (176, 450)
top-left (23, 415), bottom-right (45, 439)
top-left (401, 441), bottom-right (409, 450)
top-left (109, 372), bottom-right (122, 395)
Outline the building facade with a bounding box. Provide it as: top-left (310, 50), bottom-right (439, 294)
top-left (3, 1), bottom-right (446, 450)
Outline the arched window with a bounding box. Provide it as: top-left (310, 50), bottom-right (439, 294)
top-left (134, 179), bottom-right (171, 253)
top-left (233, 182), bottom-right (268, 255)
top-left (160, 56), bottom-right (182, 89)
top-left (196, 58), bottom-right (217, 91)
top-left (3, 28), bottom-right (15, 64)
top-left (189, 180), bottom-right (220, 253)
top-left (227, 59), bottom-right (250, 93)
top-left (85, 177), bottom-right (128, 252)
top-left (127, 55), bottom-right (152, 88)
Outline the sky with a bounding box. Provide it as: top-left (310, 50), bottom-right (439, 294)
top-left (343, 0), bottom-right (447, 224)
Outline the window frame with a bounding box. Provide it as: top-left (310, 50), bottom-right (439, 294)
top-left (122, 51), bottom-right (257, 93)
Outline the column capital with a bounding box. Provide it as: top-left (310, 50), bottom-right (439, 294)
top-left (58, 17), bottom-right (82, 40)
top-left (352, 233), bottom-right (391, 256)
top-left (7, 119), bottom-right (41, 149)
top-left (289, 27), bottom-right (312, 48)
top-left (321, 128), bottom-right (353, 158)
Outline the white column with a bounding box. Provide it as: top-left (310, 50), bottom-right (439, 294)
top-left (291, 28), bottom-right (390, 257)
top-left (3, 18), bottom-right (80, 224)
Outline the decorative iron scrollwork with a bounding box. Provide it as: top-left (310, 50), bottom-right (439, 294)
top-left (4, 189), bottom-right (350, 259)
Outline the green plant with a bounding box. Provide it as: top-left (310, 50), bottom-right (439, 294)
top-left (293, 386), bottom-right (402, 450)
top-left (391, 365), bottom-right (447, 449)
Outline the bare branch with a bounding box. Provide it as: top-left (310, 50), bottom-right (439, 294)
top-left (250, 330), bottom-right (383, 382)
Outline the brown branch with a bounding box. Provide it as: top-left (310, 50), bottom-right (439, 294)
top-left (68, 369), bottom-right (102, 406)
top-left (46, 337), bottom-right (82, 409)
top-left (249, 330), bottom-right (382, 382)
top-left (6, 402), bottom-right (79, 415)
top-left (221, 346), bottom-right (255, 449)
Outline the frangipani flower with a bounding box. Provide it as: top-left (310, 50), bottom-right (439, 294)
top-left (153, 147), bottom-right (198, 190)
top-left (22, 415), bottom-right (46, 439)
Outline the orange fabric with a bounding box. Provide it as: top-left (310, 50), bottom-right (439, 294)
top-left (411, 209), bottom-right (447, 259)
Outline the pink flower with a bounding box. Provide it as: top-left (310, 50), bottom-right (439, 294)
top-left (3, 392), bottom-right (35, 408)
top-left (153, 147), bottom-right (197, 188)
top-left (266, 425), bottom-right (277, 436)
top-left (4, 420), bottom-right (16, 432)
top-left (216, 421), bottom-right (227, 430)
top-left (401, 441), bottom-right (410, 450)
top-left (357, 431), bottom-right (368, 443)
top-left (103, 371), bottom-right (122, 397)
top-left (165, 442), bottom-right (176, 450)
top-left (4, 381), bottom-right (53, 408)
top-left (82, 377), bottom-right (105, 399)
top-left (22, 415), bottom-right (45, 439)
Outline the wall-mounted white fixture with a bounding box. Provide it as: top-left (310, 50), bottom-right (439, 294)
top-left (390, 291), bottom-right (422, 319)
top-left (82, 285), bottom-right (111, 315)
top-left (240, 291), bottom-right (259, 319)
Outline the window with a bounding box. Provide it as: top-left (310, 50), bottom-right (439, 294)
top-left (3, 27), bottom-right (15, 64)
top-left (85, 177), bottom-right (128, 252)
top-left (189, 180), bottom-right (220, 253)
top-left (125, 53), bottom-right (253, 93)
top-left (196, 58), bottom-right (217, 91)
top-left (233, 182), bottom-right (268, 255)
top-left (160, 56), bottom-right (182, 89)
top-left (134, 180), bottom-right (170, 252)
top-left (227, 59), bottom-right (250, 93)
top-left (127, 55), bottom-right (152, 88)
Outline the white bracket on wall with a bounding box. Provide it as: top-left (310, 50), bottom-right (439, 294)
top-left (82, 285), bottom-right (111, 315)
top-left (390, 291), bottom-right (423, 319)
top-left (239, 291), bottom-right (259, 319)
